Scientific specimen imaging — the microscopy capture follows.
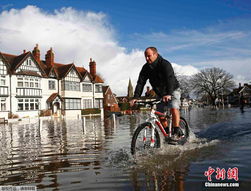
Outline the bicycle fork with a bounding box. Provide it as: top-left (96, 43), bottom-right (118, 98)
top-left (143, 123), bottom-right (156, 148)
top-left (150, 125), bottom-right (155, 147)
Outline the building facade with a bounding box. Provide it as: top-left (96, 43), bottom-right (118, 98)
top-left (0, 45), bottom-right (104, 118)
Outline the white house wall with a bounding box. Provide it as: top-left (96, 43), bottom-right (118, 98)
top-left (0, 57), bottom-right (104, 119)
top-left (40, 78), bottom-right (59, 110)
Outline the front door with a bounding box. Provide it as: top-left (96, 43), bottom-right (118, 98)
top-left (53, 102), bottom-right (60, 115)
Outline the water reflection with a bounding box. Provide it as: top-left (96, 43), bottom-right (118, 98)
top-left (0, 117), bottom-right (109, 189)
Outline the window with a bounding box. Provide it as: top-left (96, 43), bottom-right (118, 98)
top-left (82, 83), bottom-right (92, 92)
top-left (0, 98), bottom-right (6, 111)
top-left (62, 81), bottom-right (80, 91)
top-left (0, 87), bottom-right (8, 95)
top-left (25, 82), bottom-right (29, 87)
top-left (0, 60), bottom-right (7, 75)
top-left (16, 88), bottom-right (41, 97)
top-left (49, 80), bottom-right (56, 90)
top-left (95, 85), bottom-right (102, 93)
top-left (83, 99), bottom-right (92, 109)
top-left (17, 76), bottom-right (41, 89)
top-left (18, 82), bottom-right (23, 87)
top-left (64, 98), bottom-right (81, 110)
top-left (17, 98), bottom-right (40, 111)
top-left (95, 99), bottom-right (103, 108)
top-left (0, 75), bottom-right (6, 86)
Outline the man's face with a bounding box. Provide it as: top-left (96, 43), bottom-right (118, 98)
top-left (145, 49), bottom-right (158, 64)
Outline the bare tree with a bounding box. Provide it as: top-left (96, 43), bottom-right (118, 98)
top-left (191, 67), bottom-right (235, 105)
top-left (177, 75), bottom-right (193, 99)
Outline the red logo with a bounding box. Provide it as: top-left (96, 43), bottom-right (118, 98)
top-left (204, 167), bottom-right (239, 181)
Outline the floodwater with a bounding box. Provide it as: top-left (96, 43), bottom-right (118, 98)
top-left (0, 107), bottom-right (251, 191)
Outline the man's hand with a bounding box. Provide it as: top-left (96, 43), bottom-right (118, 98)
top-left (162, 95), bottom-right (171, 102)
top-left (129, 99), bottom-right (137, 107)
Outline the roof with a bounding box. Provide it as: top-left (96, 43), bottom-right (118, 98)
top-left (47, 93), bottom-right (63, 103)
top-left (1, 47), bottom-right (105, 84)
top-left (102, 86), bottom-right (109, 94)
top-left (15, 70), bottom-right (42, 77)
top-left (1, 51), bottom-right (46, 76)
top-left (54, 63), bottom-right (74, 79)
top-left (92, 74), bottom-right (104, 83)
top-left (76, 66), bottom-right (87, 76)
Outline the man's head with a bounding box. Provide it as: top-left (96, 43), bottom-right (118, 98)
top-left (144, 47), bottom-right (158, 64)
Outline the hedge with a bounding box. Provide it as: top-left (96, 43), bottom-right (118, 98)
top-left (82, 108), bottom-right (101, 115)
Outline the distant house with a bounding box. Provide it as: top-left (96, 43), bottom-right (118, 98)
top-left (102, 86), bottom-right (120, 112)
top-left (228, 83), bottom-right (251, 106)
top-left (0, 44), bottom-right (104, 119)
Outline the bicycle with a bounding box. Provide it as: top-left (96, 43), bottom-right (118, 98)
top-left (131, 99), bottom-right (190, 155)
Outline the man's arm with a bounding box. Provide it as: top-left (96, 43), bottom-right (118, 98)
top-left (134, 65), bottom-right (148, 98)
top-left (130, 65), bottom-right (148, 106)
top-left (162, 60), bottom-right (175, 96)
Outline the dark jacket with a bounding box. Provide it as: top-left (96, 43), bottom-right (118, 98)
top-left (134, 55), bottom-right (179, 98)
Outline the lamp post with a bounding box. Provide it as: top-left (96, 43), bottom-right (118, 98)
top-left (222, 88), bottom-right (224, 109)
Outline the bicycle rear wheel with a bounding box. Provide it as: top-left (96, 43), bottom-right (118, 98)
top-left (177, 117), bottom-right (190, 144)
top-left (131, 122), bottom-right (161, 155)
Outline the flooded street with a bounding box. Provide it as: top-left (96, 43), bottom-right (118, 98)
top-left (0, 107), bottom-right (251, 191)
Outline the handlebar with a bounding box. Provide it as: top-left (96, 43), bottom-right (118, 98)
top-left (135, 99), bottom-right (162, 107)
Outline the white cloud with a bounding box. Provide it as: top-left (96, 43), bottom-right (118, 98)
top-left (172, 63), bottom-right (199, 76)
top-left (0, 6), bottom-right (201, 96)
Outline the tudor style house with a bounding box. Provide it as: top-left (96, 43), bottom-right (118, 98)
top-left (228, 83), bottom-right (251, 106)
top-left (0, 45), bottom-right (104, 118)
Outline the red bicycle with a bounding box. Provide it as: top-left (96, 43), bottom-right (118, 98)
top-left (131, 99), bottom-right (190, 155)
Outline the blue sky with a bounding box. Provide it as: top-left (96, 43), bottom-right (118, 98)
top-left (1, 0), bottom-right (251, 95)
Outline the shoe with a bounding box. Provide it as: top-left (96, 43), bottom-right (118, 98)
top-left (171, 127), bottom-right (185, 141)
top-left (171, 135), bottom-right (180, 141)
top-left (173, 126), bottom-right (184, 137)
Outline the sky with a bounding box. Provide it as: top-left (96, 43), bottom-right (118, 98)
top-left (0, 0), bottom-right (251, 96)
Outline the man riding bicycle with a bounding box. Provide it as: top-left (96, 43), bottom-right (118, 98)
top-left (130, 47), bottom-right (184, 140)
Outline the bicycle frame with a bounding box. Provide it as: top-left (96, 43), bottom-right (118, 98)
top-left (143, 101), bottom-right (173, 146)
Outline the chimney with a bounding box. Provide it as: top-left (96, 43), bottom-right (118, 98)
top-left (89, 58), bottom-right (96, 77)
top-left (32, 44), bottom-right (40, 63)
top-left (45, 47), bottom-right (54, 67)
top-left (23, 50), bottom-right (26, 54)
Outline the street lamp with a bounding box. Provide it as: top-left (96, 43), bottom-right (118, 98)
top-left (222, 88), bottom-right (224, 109)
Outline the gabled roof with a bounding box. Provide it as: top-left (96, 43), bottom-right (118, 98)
top-left (54, 63), bottom-right (82, 80)
top-left (1, 48), bottom-right (105, 84)
top-left (76, 66), bottom-right (94, 82)
top-left (0, 52), bottom-right (16, 67)
top-left (239, 85), bottom-right (251, 93)
top-left (0, 52), bottom-right (11, 71)
top-left (47, 93), bottom-right (63, 103)
top-left (76, 66), bottom-right (87, 76)
top-left (102, 86), bottom-right (109, 94)
top-left (1, 51), bottom-right (46, 76)
top-left (92, 74), bottom-right (104, 83)
top-left (47, 67), bottom-right (58, 78)
top-left (10, 52), bottom-right (30, 71)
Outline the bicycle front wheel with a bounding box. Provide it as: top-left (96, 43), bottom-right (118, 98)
top-left (131, 122), bottom-right (161, 155)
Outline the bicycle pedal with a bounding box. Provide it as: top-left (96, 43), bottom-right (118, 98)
top-left (168, 141), bottom-right (178, 145)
